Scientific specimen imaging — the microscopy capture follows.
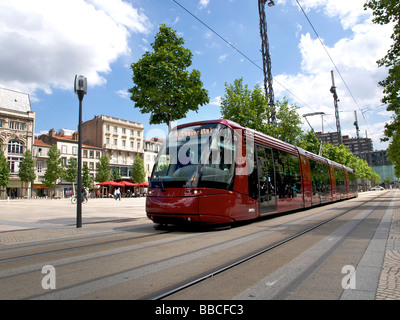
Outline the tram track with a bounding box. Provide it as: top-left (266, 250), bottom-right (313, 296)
top-left (0, 191), bottom-right (392, 300)
top-left (149, 192), bottom-right (390, 300)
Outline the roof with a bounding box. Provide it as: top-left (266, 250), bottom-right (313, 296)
top-left (34, 139), bottom-right (52, 147)
top-left (0, 87), bottom-right (31, 113)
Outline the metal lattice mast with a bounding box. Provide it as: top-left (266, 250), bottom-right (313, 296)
top-left (258, 0), bottom-right (275, 125)
top-left (330, 70), bottom-right (342, 145)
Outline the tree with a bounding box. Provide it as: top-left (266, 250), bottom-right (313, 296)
top-left (43, 145), bottom-right (63, 196)
top-left (131, 155), bottom-right (146, 183)
top-left (321, 142), bottom-right (381, 190)
top-left (82, 164), bottom-right (92, 190)
top-left (220, 78), bottom-right (269, 133)
top-left (18, 149), bottom-right (36, 197)
top-left (297, 129), bottom-right (321, 155)
top-left (266, 99), bottom-right (302, 145)
top-left (129, 24), bottom-right (209, 130)
top-left (0, 143), bottom-right (10, 199)
top-left (96, 155), bottom-right (110, 182)
top-left (364, 0), bottom-right (400, 171)
top-left (220, 78), bottom-right (303, 144)
top-left (111, 167), bottom-right (121, 180)
top-left (63, 157), bottom-right (77, 195)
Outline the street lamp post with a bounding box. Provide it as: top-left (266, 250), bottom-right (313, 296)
top-left (74, 75), bottom-right (87, 228)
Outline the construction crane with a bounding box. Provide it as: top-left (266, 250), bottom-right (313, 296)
top-left (258, 0), bottom-right (275, 125)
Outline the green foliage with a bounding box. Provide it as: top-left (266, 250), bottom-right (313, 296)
top-left (0, 143), bottom-right (10, 190)
top-left (131, 155), bottom-right (146, 183)
top-left (386, 130), bottom-right (400, 177)
top-left (63, 157), bottom-right (77, 183)
top-left (129, 24), bottom-right (209, 127)
top-left (266, 99), bottom-right (302, 145)
top-left (18, 149), bottom-right (36, 183)
top-left (365, 0), bottom-right (400, 172)
top-left (43, 145), bottom-right (63, 188)
top-left (220, 78), bottom-right (269, 133)
top-left (297, 129), bottom-right (321, 155)
top-left (220, 78), bottom-right (303, 144)
top-left (322, 143), bottom-right (380, 183)
top-left (111, 167), bottom-right (121, 180)
top-left (82, 164), bottom-right (92, 189)
top-left (96, 155), bottom-right (110, 182)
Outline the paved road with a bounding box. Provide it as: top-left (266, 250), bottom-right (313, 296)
top-left (0, 197), bottom-right (149, 242)
top-left (0, 191), bottom-right (399, 301)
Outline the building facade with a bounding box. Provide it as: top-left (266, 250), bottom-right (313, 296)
top-left (143, 137), bottom-right (164, 181)
top-left (0, 87), bottom-right (35, 198)
top-left (81, 115), bottom-right (144, 179)
top-left (37, 129), bottom-right (102, 197)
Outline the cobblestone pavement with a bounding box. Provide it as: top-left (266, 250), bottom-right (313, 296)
top-left (376, 196), bottom-right (400, 300)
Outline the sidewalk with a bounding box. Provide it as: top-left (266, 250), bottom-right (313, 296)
top-left (0, 197), bottom-right (150, 244)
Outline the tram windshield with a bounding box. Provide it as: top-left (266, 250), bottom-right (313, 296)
top-left (150, 123), bottom-right (237, 190)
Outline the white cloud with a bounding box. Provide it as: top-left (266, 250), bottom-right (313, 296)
top-left (0, 0), bottom-right (151, 96)
top-left (273, 5), bottom-right (393, 150)
top-left (218, 54), bottom-right (228, 64)
top-left (199, 0), bottom-right (210, 10)
top-left (291, 0), bottom-right (370, 29)
top-left (210, 96), bottom-right (222, 106)
top-left (116, 89), bottom-right (129, 99)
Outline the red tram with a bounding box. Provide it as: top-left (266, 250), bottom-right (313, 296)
top-left (146, 119), bottom-right (357, 225)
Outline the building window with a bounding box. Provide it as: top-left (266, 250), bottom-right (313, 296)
top-left (122, 140), bottom-right (126, 147)
top-left (89, 150), bottom-right (94, 159)
top-left (96, 151), bottom-right (100, 159)
top-left (8, 122), bottom-right (24, 130)
top-left (8, 157), bottom-right (21, 173)
top-left (37, 160), bottom-right (42, 173)
top-left (114, 139), bottom-right (117, 146)
top-left (83, 150), bottom-right (88, 158)
top-left (8, 140), bottom-right (24, 154)
top-left (0, 120), bottom-right (2, 127)
top-left (72, 146), bottom-right (77, 155)
top-left (113, 126), bottom-right (117, 133)
top-left (106, 137), bottom-right (110, 145)
top-left (61, 145), bottom-right (67, 154)
top-left (122, 128), bottom-right (126, 135)
top-left (106, 125), bottom-right (110, 132)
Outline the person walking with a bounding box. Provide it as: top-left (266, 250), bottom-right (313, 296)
top-left (114, 187), bottom-right (121, 201)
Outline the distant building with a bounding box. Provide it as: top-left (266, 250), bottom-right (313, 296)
top-left (315, 130), bottom-right (397, 184)
top-left (316, 131), bottom-right (373, 153)
top-left (81, 115), bottom-right (144, 179)
top-left (144, 137), bottom-right (164, 181)
top-left (0, 87), bottom-right (35, 198)
top-left (360, 150), bottom-right (397, 183)
top-left (37, 129), bottom-right (102, 197)
top-left (32, 139), bottom-right (51, 197)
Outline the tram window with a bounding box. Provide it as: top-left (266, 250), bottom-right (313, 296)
top-left (247, 140), bottom-right (258, 199)
top-left (274, 150), bottom-right (302, 198)
top-left (309, 160), bottom-right (331, 201)
top-left (334, 168), bottom-right (346, 194)
top-left (348, 172), bottom-right (357, 192)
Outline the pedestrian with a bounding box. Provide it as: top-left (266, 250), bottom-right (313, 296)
top-left (114, 187), bottom-right (121, 201)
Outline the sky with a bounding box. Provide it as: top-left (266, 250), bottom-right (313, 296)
top-left (0, 0), bottom-right (395, 150)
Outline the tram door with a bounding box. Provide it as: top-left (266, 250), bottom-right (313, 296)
top-left (256, 145), bottom-right (276, 214)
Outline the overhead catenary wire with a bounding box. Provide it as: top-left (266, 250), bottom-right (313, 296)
top-left (295, 0), bottom-right (371, 136)
top-left (172, 0), bottom-right (321, 118)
